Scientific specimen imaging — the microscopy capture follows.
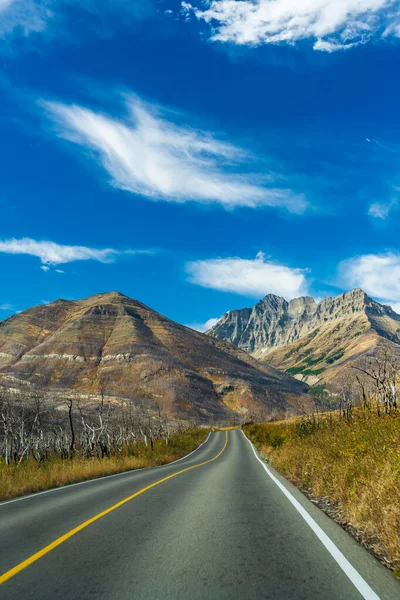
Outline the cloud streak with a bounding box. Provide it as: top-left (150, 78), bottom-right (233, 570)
top-left (0, 237), bottom-right (148, 267)
top-left (43, 94), bottom-right (306, 212)
top-left (183, 0), bottom-right (400, 52)
top-left (0, 0), bottom-right (154, 40)
top-left (186, 251), bottom-right (310, 298)
top-left (368, 195), bottom-right (398, 219)
top-left (0, 0), bottom-right (52, 38)
top-left (0, 303), bottom-right (13, 310)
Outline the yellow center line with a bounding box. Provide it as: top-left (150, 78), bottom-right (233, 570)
top-left (0, 431), bottom-right (228, 585)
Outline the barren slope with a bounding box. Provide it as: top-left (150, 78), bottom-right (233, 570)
top-left (0, 292), bottom-right (311, 423)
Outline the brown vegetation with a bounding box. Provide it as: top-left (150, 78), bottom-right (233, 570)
top-left (0, 428), bottom-right (208, 502)
top-left (244, 407), bottom-right (400, 575)
top-left (0, 386), bottom-right (208, 501)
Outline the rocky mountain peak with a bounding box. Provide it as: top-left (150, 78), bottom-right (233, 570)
top-left (208, 288), bottom-right (400, 356)
top-left (258, 294), bottom-right (287, 310)
top-left (319, 287), bottom-right (368, 308)
top-left (288, 296), bottom-right (317, 318)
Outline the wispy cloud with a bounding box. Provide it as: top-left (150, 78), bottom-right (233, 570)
top-left (182, 0), bottom-right (400, 52)
top-left (368, 195), bottom-right (398, 220)
top-left (339, 251), bottom-right (400, 306)
top-left (42, 94), bottom-right (306, 212)
top-left (0, 0), bottom-right (154, 41)
top-left (185, 316), bottom-right (221, 332)
top-left (0, 237), bottom-right (150, 268)
top-left (0, 1), bottom-right (15, 12)
top-left (0, 302), bottom-right (13, 310)
top-left (186, 251), bottom-right (310, 298)
top-left (0, 0), bottom-right (53, 38)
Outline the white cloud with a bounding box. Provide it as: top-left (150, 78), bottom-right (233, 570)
top-left (186, 317), bottom-right (221, 332)
top-left (368, 202), bottom-right (392, 219)
top-left (42, 94), bottom-right (306, 212)
top-left (387, 301), bottom-right (400, 314)
top-left (186, 251), bottom-right (310, 298)
top-left (0, 303), bottom-right (13, 310)
top-left (368, 197), bottom-right (398, 219)
top-left (313, 39), bottom-right (358, 52)
top-left (183, 0), bottom-right (400, 52)
top-left (55, 268), bottom-right (64, 273)
top-left (340, 251), bottom-right (400, 303)
top-left (40, 265), bottom-right (50, 272)
top-left (204, 316), bottom-right (220, 330)
top-left (0, 0), bottom-right (51, 37)
top-left (0, 237), bottom-right (145, 266)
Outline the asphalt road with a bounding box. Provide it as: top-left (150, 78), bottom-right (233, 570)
top-left (0, 430), bottom-right (399, 600)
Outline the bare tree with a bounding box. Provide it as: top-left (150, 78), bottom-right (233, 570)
top-left (351, 341), bottom-right (400, 414)
top-left (0, 385), bottom-right (185, 466)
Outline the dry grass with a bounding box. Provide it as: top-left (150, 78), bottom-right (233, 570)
top-left (0, 429), bottom-right (208, 502)
top-left (244, 412), bottom-right (400, 574)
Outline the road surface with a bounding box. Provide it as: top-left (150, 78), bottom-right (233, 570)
top-left (0, 430), bottom-right (398, 599)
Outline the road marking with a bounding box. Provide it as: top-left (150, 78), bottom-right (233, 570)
top-left (0, 432), bottom-right (212, 508)
top-left (166, 432), bottom-right (211, 465)
top-left (242, 430), bottom-right (381, 600)
top-left (0, 431), bottom-right (227, 585)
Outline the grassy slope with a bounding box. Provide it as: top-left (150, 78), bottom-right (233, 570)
top-left (0, 429), bottom-right (208, 502)
top-left (243, 413), bottom-right (400, 575)
top-left (261, 315), bottom-right (378, 385)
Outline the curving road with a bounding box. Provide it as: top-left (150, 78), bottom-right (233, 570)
top-left (0, 430), bottom-right (399, 599)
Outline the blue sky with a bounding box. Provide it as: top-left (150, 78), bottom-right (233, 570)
top-left (2, 0), bottom-right (400, 329)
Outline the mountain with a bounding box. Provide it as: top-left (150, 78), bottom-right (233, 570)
top-left (0, 292), bottom-right (311, 424)
top-left (208, 289), bottom-right (400, 388)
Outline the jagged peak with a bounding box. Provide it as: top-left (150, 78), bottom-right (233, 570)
top-left (211, 289), bottom-right (384, 329)
top-left (349, 287), bottom-right (367, 296)
top-left (258, 294), bottom-right (287, 310)
top-left (342, 288), bottom-right (369, 301)
top-left (318, 288), bottom-right (376, 314)
top-left (208, 286), bottom-right (400, 355)
top-left (291, 295), bottom-right (316, 302)
top-left (262, 293), bottom-right (283, 300)
top-left (288, 296), bottom-right (317, 318)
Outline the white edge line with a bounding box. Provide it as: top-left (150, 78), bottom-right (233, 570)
top-left (241, 430), bottom-right (381, 600)
top-left (0, 432), bottom-right (212, 508)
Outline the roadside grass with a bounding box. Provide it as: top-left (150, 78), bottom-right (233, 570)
top-left (0, 428), bottom-right (208, 502)
top-left (243, 412), bottom-right (400, 575)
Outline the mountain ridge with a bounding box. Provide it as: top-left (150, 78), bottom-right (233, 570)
top-left (208, 288), bottom-right (400, 387)
top-left (0, 292), bottom-right (312, 424)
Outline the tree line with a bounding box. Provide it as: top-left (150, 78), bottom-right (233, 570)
top-left (0, 387), bottom-right (173, 465)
